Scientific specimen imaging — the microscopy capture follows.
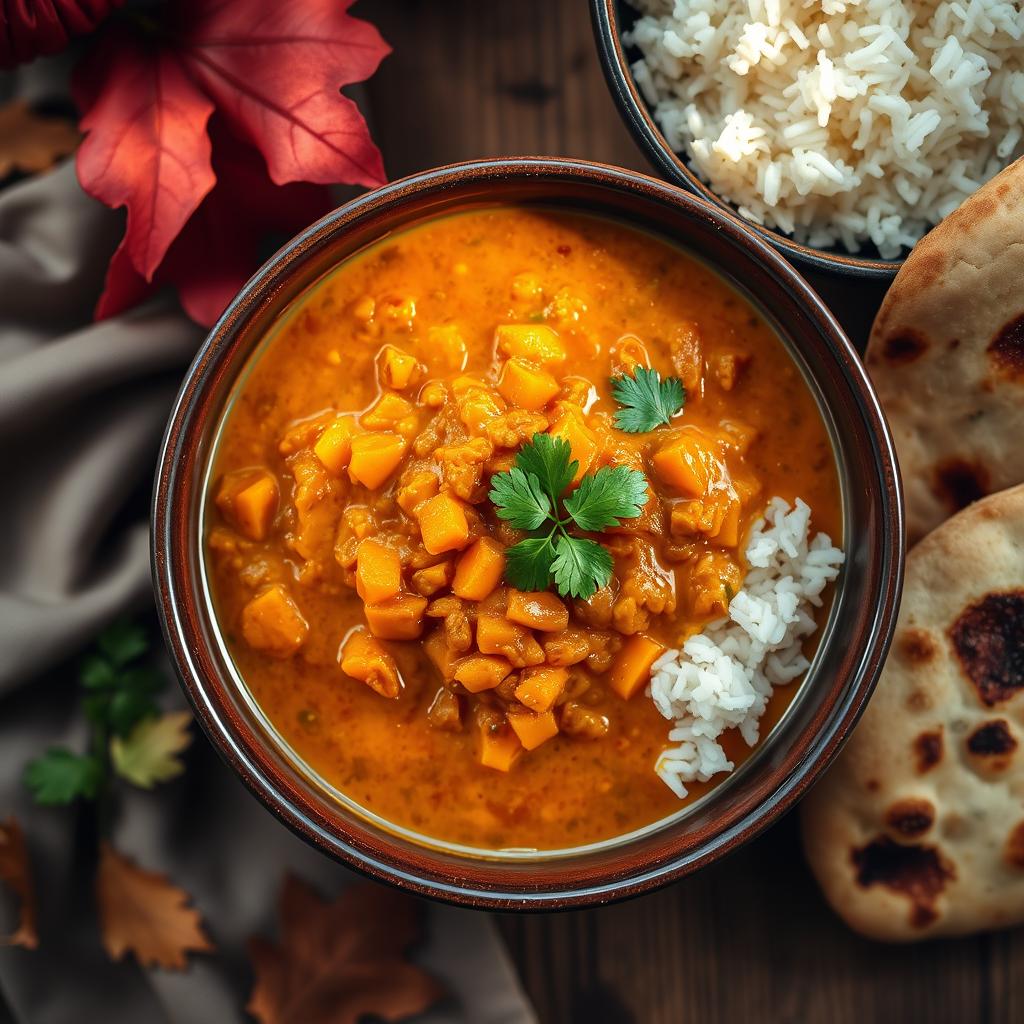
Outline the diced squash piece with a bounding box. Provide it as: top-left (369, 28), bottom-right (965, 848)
top-left (452, 538), bottom-right (506, 601)
top-left (454, 653), bottom-right (513, 693)
top-left (495, 324), bottom-right (566, 366)
top-left (396, 470), bottom-right (439, 514)
top-left (549, 407), bottom-right (598, 483)
top-left (652, 432), bottom-right (722, 496)
top-left (542, 629), bottom-right (591, 666)
top-left (364, 593), bottom-right (427, 640)
top-left (426, 687), bottom-right (462, 731)
top-left (417, 493), bottom-right (470, 554)
top-left (608, 634), bottom-right (666, 700)
top-left (313, 416), bottom-right (359, 476)
top-left (426, 324), bottom-right (467, 372)
top-left (514, 666), bottom-right (568, 713)
top-left (411, 560), bottom-right (454, 597)
top-left (361, 392), bottom-right (415, 429)
top-left (378, 345), bottom-right (420, 390)
top-left (506, 706), bottom-right (559, 750)
top-left (424, 627), bottom-right (458, 680)
top-left (506, 590), bottom-right (569, 632)
top-left (355, 538), bottom-right (403, 605)
top-left (478, 723), bottom-right (523, 772)
top-left (348, 432), bottom-right (407, 489)
top-left (457, 387), bottom-right (505, 435)
top-left (340, 628), bottom-right (400, 699)
top-left (497, 358), bottom-right (560, 411)
top-left (476, 613), bottom-right (545, 668)
top-left (241, 585), bottom-right (308, 658)
top-left (233, 474), bottom-right (279, 541)
top-left (715, 498), bottom-right (741, 548)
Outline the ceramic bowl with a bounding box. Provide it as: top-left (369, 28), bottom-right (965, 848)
top-left (153, 157), bottom-right (904, 909)
top-left (591, 0), bottom-right (904, 280)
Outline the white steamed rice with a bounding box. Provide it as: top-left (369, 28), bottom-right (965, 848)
top-left (649, 497), bottom-right (844, 798)
top-left (626, 0), bottom-right (1024, 257)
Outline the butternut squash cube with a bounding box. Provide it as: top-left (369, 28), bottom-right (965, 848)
top-left (608, 634), bottom-right (666, 700)
top-left (497, 358), bottom-right (560, 411)
top-left (360, 392), bottom-right (415, 430)
top-left (364, 593), bottom-right (427, 640)
top-left (548, 408), bottom-right (598, 483)
top-left (348, 432), bottom-right (407, 489)
top-left (652, 433), bottom-right (722, 497)
top-left (476, 613), bottom-right (545, 667)
top-left (495, 324), bottom-right (566, 366)
top-left (426, 687), bottom-right (462, 731)
top-left (355, 538), bottom-right (403, 605)
top-left (396, 470), bottom-right (439, 514)
top-left (514, 666), bottom-right (568, 713)
top-left (378, 346), bottom-right (420, 390)
top-left (451, 538), bottom-right (506, 601)
top-left (340, 628), bottom-right (400, 699)
top-left (411, 560), bottom-right (454, 597)
top-left (241, 585), bottom-right (308, 658)
top-left (454, 653), bottom-right (514, 693)
top-left (424, 627), bottom-right (458, 681)
top-left (478, 724), bottom-right (523, 772)
top-left (506, 590), bottom-right (569, 632)
top-left (457, 386), bottom-right (505, 436)
top-left (417, 493), bottom-right (470, 554)
top-left (506, 706), bottom-right (559, 750)
top-left (312, 416), bottom-right (359, 476)
top-left (233, 474), bottom-right (279, 541)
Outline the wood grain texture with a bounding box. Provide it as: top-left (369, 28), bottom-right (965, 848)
top-left (364, 1), bottom-right (1023, 1020)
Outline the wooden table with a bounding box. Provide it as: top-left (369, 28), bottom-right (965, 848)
top-left (365, 3), bottom-right (1024, 1021)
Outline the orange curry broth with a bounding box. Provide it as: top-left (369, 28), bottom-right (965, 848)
top-left (205, 207), bottom-right (841, 851)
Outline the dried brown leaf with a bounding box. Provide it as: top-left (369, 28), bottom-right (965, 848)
top-left (96, 842), bottom-right (213, 970)
top-left (246, 876), bottom-right (444, 1024)
top-left (0, 100), bottom-right (79, 179)
top-left (0, 817), bottom-right (37, 949)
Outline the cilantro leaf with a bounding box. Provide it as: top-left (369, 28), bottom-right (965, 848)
top-left (80, 653), bottom-right (117, 690)
top-left (24, 748), bottom-right (103, 805)
top-left (550, 536), bottom-right (613, 600)
top-left (610, 367), bottom-right (685, 433)
top-left (564, 465), bottom-right (649, 532)
top-left (96, 620), bottom-right (149, 668)
top-left (515, 433), bottom-right (577, 499)
top-left (505, 536), bottom-right (557, 592)
top-left (488, 467), bottom-right (551, 531)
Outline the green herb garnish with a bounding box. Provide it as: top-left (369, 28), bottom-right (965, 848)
top-left (610, 366), bottom-right (685, 433)
top-left (489, 434), bottom-right (648, 599)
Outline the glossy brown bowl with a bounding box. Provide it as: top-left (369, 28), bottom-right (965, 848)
top-left (591, 0), bottom-right (902, 280)
top-left (153, 157), bottom-right (904, 909)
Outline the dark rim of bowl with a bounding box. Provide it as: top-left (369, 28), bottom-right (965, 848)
top-left (153, 156), bottom-right (904, 910)
top-left (591, 0), bottom-right (903, 280)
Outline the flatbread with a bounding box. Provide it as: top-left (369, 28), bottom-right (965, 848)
top-left (801, 484), bottom-right (1024, 941)
top-left (867, 156), bottom-right (1024, 544)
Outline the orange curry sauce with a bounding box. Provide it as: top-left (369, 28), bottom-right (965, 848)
top-left (205, 208), bottom-right (841, 851)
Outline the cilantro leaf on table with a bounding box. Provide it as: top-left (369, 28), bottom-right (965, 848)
top-left (564, 465), bottom-right (649, 532)
top-left (551, 536), bottom-right (614, 600)
top-left (488, 468), bottom-right (551, 531)
top-left (96, 621), bottom-right (149, 668)
top-left (489, 433), bottom-right (647, 599)
top-left (24, 748), bottom-right (103, 805)
top-left (610, 367), bottom-right (685, 433)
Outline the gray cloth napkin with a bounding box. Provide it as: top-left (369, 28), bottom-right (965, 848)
top-left (0, 126), bottom-right (535, 1024)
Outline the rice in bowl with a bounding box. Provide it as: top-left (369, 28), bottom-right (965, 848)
top-left (627, 0), bottom-right (1024, 258)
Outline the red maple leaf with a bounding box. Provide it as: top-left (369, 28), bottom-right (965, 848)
top-left (72, 0), bottom-right (389, 324)
top-left (98, 120), bottom-right (333, 326)
top-left (0, 0), bottom-right (123, 69)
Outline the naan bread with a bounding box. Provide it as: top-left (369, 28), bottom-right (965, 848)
top-left (801, 485), bottom-right (1024, 941)
top-left (867, 156), bottom-right (1024, 544)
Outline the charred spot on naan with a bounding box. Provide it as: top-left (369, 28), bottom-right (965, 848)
top-left (884, 798), bottom-right (936, 840)
top-left (1005, 823), bottom-right (1024, 869)
top-left (879, 330), bottom-right (929, 366)
top-left (852, 836), bottom-right (955, 929)
top-left (988, 314), bottom-right (1024, 381)
top-left (950, 591), bottom-right (1024, 705)
top-left (965, 719), bottom-right (1017, 773)
top-left (897, 627), bottom-right (938, 666)
top-left (931, 458), bottom-right (991, 517)
top-left (913, 729), bottom-right (944, 773)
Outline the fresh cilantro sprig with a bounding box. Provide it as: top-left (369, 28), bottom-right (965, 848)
top-left (24, 620), bottom-right (190, 806)
top-left (489, 434), bottom-right (648, 599)
top-left (610, 366), bottom-right (685, 433)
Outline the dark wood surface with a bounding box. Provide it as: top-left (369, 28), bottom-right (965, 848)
top-left (364, 3), bottom-right (1024, 1021)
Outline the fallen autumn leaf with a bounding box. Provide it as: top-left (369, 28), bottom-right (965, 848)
top-left (0, 817), bottom-right (38, 949)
